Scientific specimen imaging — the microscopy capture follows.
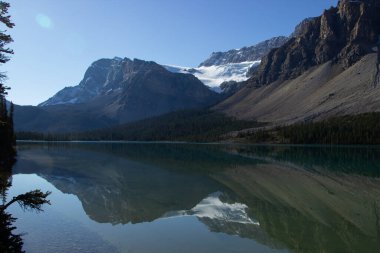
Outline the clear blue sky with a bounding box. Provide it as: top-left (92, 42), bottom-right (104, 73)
top-left (5, 0), bottom-right (337, 105)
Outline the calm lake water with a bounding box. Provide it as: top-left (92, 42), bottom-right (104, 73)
top-left (6, 142), bottom-right (380, 253)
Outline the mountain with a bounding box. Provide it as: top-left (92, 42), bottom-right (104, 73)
top-left (15, 58), bottom-right (220, 132)
top-left (39, 57), bottom-right (219, 107)
top-left (41, 36), bottom-right (288, 107)
top-left (14, 35), bottom-right (290, 132)
top-left (163, 37), bottom-right (288, 93)
top-left (199, 36), bottom-right (289, 67)
top-left (251, 0), bottom-right (380, 85)
top-left (215, 0), bottom-right (380, 125)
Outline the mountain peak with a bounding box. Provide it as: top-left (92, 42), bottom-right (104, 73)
top-left (23, 57), bottom-right (220, 132)
top-left (39, 58), bottom-right (165, 107)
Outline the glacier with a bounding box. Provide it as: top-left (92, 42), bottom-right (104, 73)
top-left (163, 61), bottom-right (260, 92)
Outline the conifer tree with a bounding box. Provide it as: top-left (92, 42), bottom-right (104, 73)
top-left (0, 1), bottom-right (15, 163)
top-left (0, 1), bottom-right (14, 98)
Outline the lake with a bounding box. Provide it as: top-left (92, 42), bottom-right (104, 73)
top-left (5, 142), bottom-right (380, 253)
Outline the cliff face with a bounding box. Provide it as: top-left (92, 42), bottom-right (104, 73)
top-left (249, 0), bottom-right (380, 86)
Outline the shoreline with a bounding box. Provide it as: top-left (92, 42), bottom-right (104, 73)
top-left (15, 140), bottom-right (380, 148)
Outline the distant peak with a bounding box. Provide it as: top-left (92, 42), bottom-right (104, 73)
top-left (199, 36), bottom-right (288, 67)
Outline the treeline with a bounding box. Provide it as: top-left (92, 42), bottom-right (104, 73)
top-left (280, 113), bottom-right (380, 144)
top-left (16, 111), bottom-right (380, 145)
top-left (17, 109), bottom-right (263, 142)
top-left (240, 113), bottom-right (380, 145)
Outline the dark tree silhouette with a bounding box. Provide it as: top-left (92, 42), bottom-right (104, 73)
top-left (0, 190), bottom-right (51, 212)
top-left (0, 210), bottom-right (24, 253)
top-left (0, 1), bottom-right (15, 164)
top-left (0, 1), bottom-right (14, 96)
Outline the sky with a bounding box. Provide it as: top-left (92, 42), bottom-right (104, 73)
top-left (4, 0), bottom-right (338, 105)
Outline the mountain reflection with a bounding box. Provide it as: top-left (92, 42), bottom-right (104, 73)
top-left (14, 142), bottom-right (380, 253)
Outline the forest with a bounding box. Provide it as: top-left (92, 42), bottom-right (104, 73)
top-left (240, 113), bottom-right (380, 145)
top-left (16, 109), bottom-right (262, 142)
top-left (16, 111), bottom-right (380, 145)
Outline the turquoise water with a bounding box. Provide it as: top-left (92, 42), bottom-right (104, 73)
top-left (6, 142), bottom-right (380, 253)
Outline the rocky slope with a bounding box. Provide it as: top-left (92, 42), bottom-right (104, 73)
top-left (215, 0), bottom-right (380, 124)
top-left (199, 36), bottom-right (288, 67)
top-left (15, 58), bottom-right (220, 132)
top-left (249, 0), bottom-right (380, 86)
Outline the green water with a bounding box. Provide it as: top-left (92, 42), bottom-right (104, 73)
top-left (6, 142), bottom-right (380, 253)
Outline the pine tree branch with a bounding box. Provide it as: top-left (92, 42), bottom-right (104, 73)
top-left (0, 190), bottom-right (51, 212)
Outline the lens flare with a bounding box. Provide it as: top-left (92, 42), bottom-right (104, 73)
top-left (36, 14), bottom-right (53, 29)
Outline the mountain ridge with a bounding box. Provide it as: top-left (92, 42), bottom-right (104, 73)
top-left (199, 36), bottom-right (288, 67)
top-left (37, 35), bottom-right (294, 110)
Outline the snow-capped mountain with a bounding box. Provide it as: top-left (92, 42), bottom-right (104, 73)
top-left (16, 57), bottom-right (220, 132)
top-left (163, 61), bottom-right (260, 92)
top-left (163, 36), bottom-right (288, 91)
